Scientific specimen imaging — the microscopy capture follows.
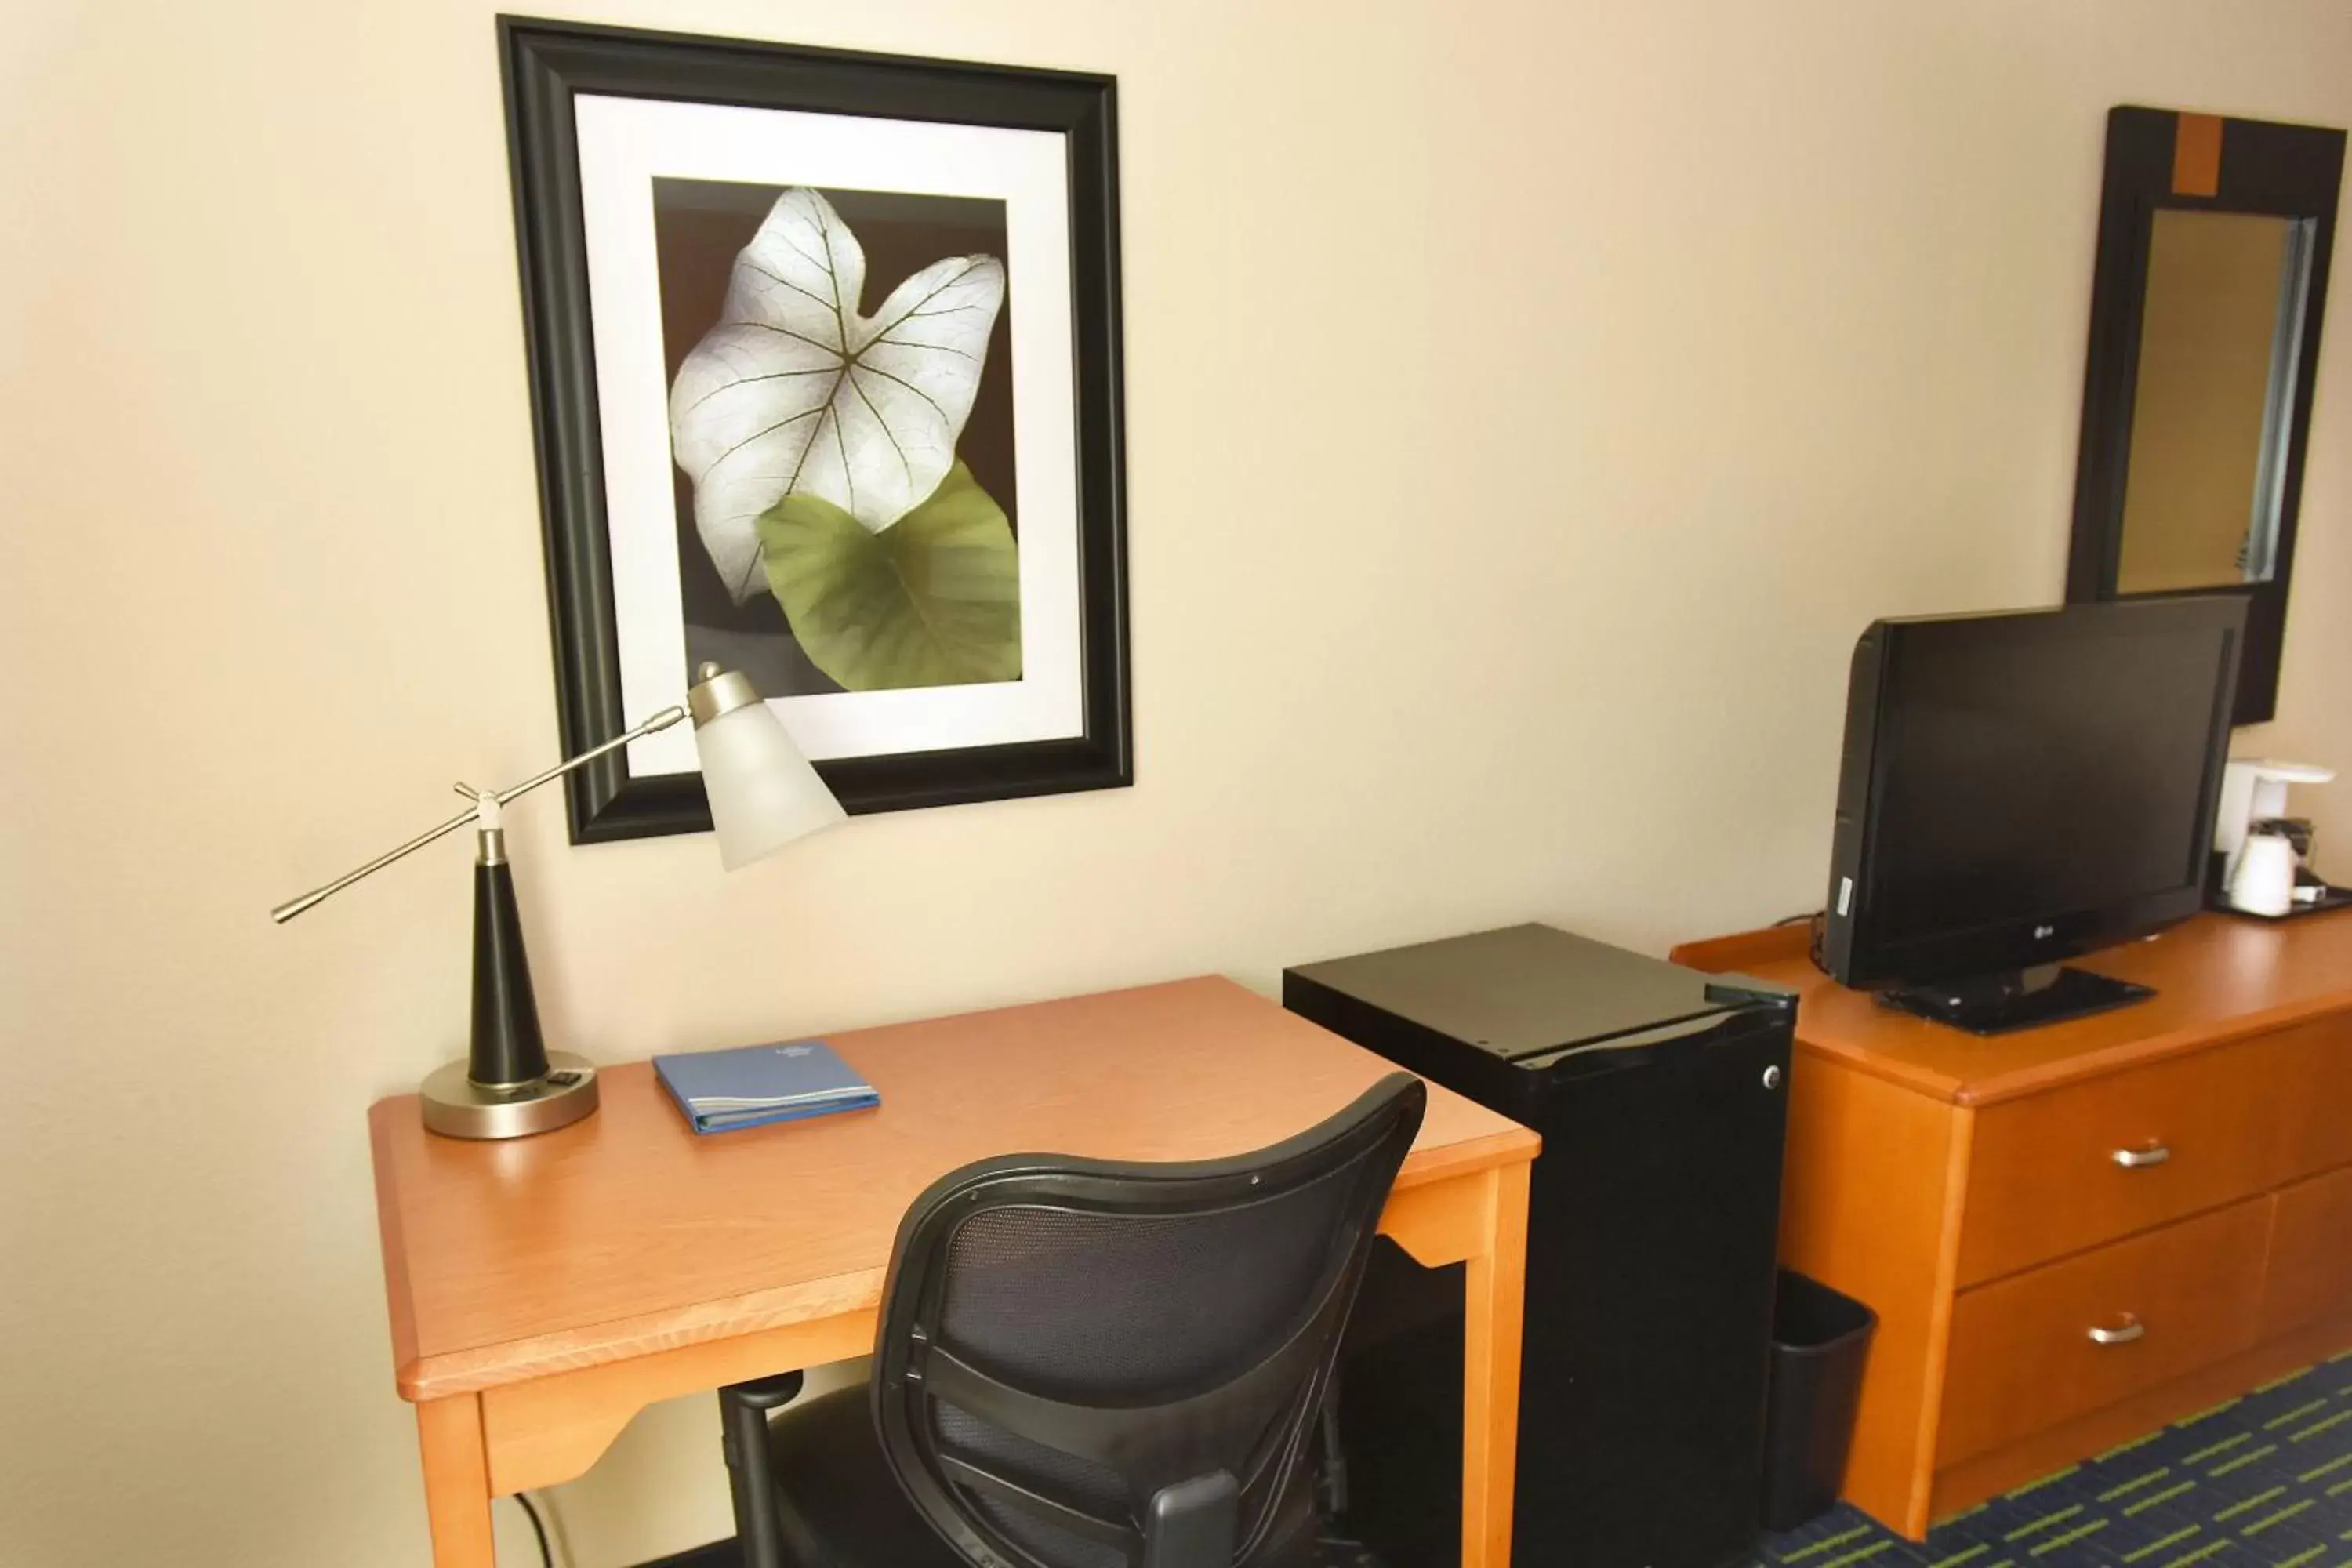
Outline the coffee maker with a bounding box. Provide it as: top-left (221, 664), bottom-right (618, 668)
top-left (2213, 759), bottom-right (2342, 916)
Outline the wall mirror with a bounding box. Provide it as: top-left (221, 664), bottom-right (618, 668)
top-left (2067, 107), bottom-right (2345, 724)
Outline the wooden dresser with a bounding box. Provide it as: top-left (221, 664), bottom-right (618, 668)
top-left (1671, 913), bottom-right (2352, 1540)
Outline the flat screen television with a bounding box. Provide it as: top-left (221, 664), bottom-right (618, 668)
top-left (1818, 597), bottom-right (2245, 1033)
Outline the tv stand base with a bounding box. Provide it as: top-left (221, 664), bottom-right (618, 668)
top-left (1878, 964), bottom-right (2154, 1034)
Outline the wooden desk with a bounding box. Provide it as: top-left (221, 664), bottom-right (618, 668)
top-left (1674, 914), bottom-right (2352, 1538)
top-left (369, 977), bottom-right (1541, 1566)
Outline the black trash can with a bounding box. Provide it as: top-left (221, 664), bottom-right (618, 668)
top-left (1760, 1270), bottom-right (1877, 1532)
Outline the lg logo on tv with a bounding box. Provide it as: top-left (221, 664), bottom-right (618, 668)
top-left (2034, 923), bottom-right (2056, 940)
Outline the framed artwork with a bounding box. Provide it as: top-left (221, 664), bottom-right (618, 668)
top-left (499, 17), bottom-right (1129, 842)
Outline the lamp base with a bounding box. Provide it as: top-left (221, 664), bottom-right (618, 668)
top-left (419, 1051), bottom-right (601, 1140)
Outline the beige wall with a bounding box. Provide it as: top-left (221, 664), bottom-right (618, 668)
top-left (3, 2), bottom-right (2348, 1565)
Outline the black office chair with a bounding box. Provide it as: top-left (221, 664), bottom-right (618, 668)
top-left (717, 1073), bottom-right (1426, 1568)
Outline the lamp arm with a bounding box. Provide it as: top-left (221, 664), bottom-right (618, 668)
top-left (454, 706), bottom-right (688, 811)
top-left (270, 706), bottom-right (688, 925)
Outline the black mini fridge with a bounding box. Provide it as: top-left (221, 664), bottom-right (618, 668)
top-left (1285, 924), bottom-right (1796, 1568)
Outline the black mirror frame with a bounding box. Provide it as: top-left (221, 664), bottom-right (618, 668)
top-left (2066, 106), bottom-right (2346, 726)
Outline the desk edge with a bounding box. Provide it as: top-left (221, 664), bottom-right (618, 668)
top-left (391, 1123), bottom-right (1539, 1402)
top-left (369, 1099), bottom-right (423, 1376)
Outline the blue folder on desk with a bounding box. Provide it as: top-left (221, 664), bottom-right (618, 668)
top-left (654, 1039), bottom-right (880, 1135)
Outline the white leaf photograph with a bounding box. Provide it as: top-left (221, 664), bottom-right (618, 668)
top-left (659, 181), bottom-right (1021, 697)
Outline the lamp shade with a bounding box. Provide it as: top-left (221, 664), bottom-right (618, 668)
top-left (689, 672), bottom-right (847, 871)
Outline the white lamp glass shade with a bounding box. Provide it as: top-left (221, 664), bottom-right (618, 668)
top-left (693, 702), bottom-right (848, 871)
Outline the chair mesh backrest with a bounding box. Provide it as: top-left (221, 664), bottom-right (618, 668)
top-left (870, 1074), bottom-right (1426, 1568)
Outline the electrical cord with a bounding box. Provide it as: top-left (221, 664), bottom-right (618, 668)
top-left (510, 1493), bottom-right (554, 1568)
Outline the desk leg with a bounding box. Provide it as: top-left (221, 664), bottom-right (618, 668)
top-left (417, 1394), bottom-right (497, 1567)
top-left (1459, 1161), bottom-right (1530, 1568)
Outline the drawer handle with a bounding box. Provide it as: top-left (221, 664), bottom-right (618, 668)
top-left (2088, 1316), bottom-right (2146, 1346)
top-left (2111, 1142), bottom-right (2171, 1169)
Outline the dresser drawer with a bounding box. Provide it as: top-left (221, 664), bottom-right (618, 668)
top-left (1938, 1196), bottom-right (2269, 1466)
top-left (2262, 1164), bottom-right (2352, 1338)
top-left (1957, 1037), bottom-right (2285, 1286)
top-left (2285, 1017), bottom-right (2352, 1179)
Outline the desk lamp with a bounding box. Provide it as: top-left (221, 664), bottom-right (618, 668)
top-left (272, 663), bottom-right (844, 1139)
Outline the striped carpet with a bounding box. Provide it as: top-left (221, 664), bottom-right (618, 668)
top-left (1759, 1350), bottom-right (2352, 1568)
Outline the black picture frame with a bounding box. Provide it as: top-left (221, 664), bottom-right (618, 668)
top-left (2066, 105), bottom-right (2344, 726)
top-left (498, 16), bottom-right (1130, 842)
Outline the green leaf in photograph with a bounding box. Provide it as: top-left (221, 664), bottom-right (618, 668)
top-left (756, 462), bottom-right (1022, 691)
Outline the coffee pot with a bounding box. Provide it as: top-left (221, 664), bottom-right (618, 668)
top-left (2213, 760), bottom-right (2333, 913)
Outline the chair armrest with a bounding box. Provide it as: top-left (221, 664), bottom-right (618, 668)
top-left (1142, 1470), bottom-right (1238, 1568)
top-left (719, 1373), bottom-right (806, 1568)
